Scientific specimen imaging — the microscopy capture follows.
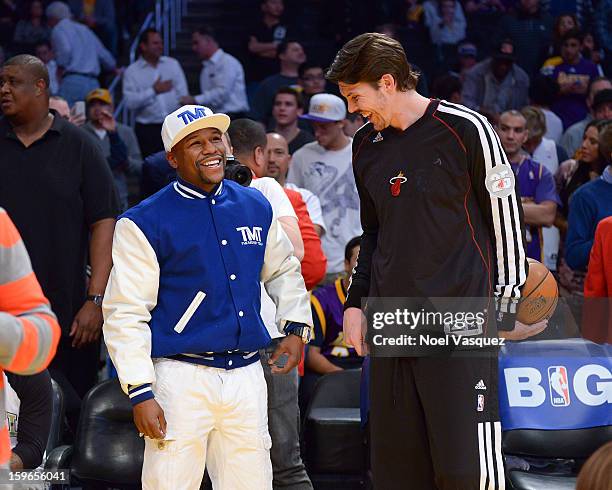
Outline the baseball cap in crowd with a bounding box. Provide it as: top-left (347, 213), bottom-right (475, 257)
top-left (592, 89), bottom-right (612, 111)
top-left (300, 93), bottom-right (347, 123)
top-left (458, 42), bottom-right (477, 58)
top-left (86, 88), bottom-right (113, 105)
top-left (493, 39), bottom-right (516, 62)
top-left (161, 105), bottom-right (230, 152)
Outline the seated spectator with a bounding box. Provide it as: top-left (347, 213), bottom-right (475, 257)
top-left (561, 77), bottom-right (612, 157)
top-left (541, 13), bottom-right (579, 70)
top-left (432, 73), bottom-right (462, 103)
top-left (521, 106), bottom-right (567, 175)
top-left (180, 26), bottom-right (249, 119)
top-left (343, 112), bottom-right (366, 138)
top-left (46, 1), bottom-right (116, 105)
top-left (499, 0), bottom-right (553, 78)
top-left (529, 75), bottom-right (564, 143)
top-left (246, 0), bottom-right (289, 83)
top-left (581, 32), bottom-right (605, 76)
top-left (298, 62), bottom-right (326, 110)
top-left (300, 236), bottom-right (363, 409)
top-left (548, 29), bottom-right (600, 130)
top-left (423, 0), bottom-right (466, 74)
top-left (287, 94), bottom-right (362, 280)
top-left (452, 42), bottom-right (477, 82)
top-left (250, 40), bottom-right (306, 126)
top-left (521, 105), bottom-right (567, 271)
top-left (4, 370), bottom-right (53, 470)
top-left (496, 110), bottom-right (560, 262)
top-left (582, 217), bottom-right (612, 344)
top-left (67, 0), bottom-right (117, 55)
top-left (12, 0), bottom-right (51, 52)
top-left (556, 120), bottom-right (610, 295)
top-left (122, 28), bottom-right (188, 157)
top-left (83, 88), bottom-right (143, 211)
top-left (266, 131), bottom-right (326, 237)
top-left (565, 122), bottom-right (612, 271)
top-left (309, 236), bottom-right (363, 371)
top-left (463, 0), bottom-right (505, 59)
top-left (423, 0), bottom-right (466, 46)
top-left (34, 41), bottom-right (58, 95)
top-left (48, 94), bottom-right (85, 126)
top-left (271, 87), bottom-right (314, 154)
top-left (462, 39), bottom-right (529, 124)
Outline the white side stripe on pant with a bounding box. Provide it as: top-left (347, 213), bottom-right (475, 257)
top-left (478, 422), bottom-right (505, 490)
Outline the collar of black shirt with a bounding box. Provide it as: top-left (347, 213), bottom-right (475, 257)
top-left (1, 109), bottom-right (64, 141)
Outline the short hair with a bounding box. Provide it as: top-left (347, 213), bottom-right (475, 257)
top-left (344, 236), bottom-right (361, 262)
top-left (597, 121), bottom-right (612, 164)
top-left (3, 54), bottom-right (49, 89)
top-left (521, 106), bottom-right (547, 141)
top-left (273, 86), bottom-right (304, 109)
top-left (228, 119), bottom-right (267, 157)
top-left (431, 74), bottom-right (462, 101)
top-left (45, 1), bottom-right (71, 20)
top-left (499, 110), bottom-right (526, 122)
top-left (194, 25), bottom-right (216, 40)
top-left (326, 33), bottom-right (419, 91)
top-left (560, 28), bottom-right (582, 44)
top-left (588, 76), bottom-right (611, 98)
top-left (139, 28), bottom-right (159, 46)
top-left (277, 39), bottom-right (301, 57)
top-left (298, 62), bottom-right (323, 80)
top-left (529, 75), bottom-right (559, 106)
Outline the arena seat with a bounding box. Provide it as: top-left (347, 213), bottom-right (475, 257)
top-left (302, 369), bottom-right (368, 489)
top-left (504, 425), bottom-right (612, 489)
top-left (46, 379), bottom-right (144, 488)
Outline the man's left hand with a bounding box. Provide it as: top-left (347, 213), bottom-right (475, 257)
top-left (499, 319), bottom-right (548, 341)
top-left (69, 301), bottom-right (103, 348)
top-left (180, 95), bottom-right (196, 105)
top-left (268, 335), bottom-right (303, 374)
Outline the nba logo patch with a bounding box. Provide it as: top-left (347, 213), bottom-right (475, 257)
top-left (477, 394), bottom-right (485, 412)
top-left (548, 366), bottom-right (571, 407)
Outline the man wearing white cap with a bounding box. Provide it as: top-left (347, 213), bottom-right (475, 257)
top-left (287, 93), bottom-right (362, 280)
top-left (102, 105), bottom-right (312, 489)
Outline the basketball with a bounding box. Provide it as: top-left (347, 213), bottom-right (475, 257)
top-left (516, 258), bottom-right (559, 325)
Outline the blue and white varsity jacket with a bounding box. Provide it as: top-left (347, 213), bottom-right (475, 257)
top-left (102, 178), bottom-right (311, 405)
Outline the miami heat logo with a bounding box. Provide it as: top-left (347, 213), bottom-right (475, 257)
top-left (389, 171), bottom-right (407, 197)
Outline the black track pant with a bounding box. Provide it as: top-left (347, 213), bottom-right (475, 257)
top-left (369, 355), bottom-right (505, 490)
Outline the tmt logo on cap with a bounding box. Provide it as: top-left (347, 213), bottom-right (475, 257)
top-left (177, 106), bottom-right (210, 125)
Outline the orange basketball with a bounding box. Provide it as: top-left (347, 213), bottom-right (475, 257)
top-left (516, 258), bottom-right (559, 325)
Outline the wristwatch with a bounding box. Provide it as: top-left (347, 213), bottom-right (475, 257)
top-left (86, 294), bottom-right (104, 307)
top-left (285, 321), bottom-right (312, 344)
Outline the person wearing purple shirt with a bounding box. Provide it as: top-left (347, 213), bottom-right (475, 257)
top-left (300, 237), bottom-right (362, 411)
top-left (549, 30), bottom-right (600, 129)
top-left (496, 111), bottom-right (561, 261)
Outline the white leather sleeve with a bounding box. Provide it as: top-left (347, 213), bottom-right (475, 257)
top-left (102, 218), bottom-right (159, 394)
top-left (261, 218), bottom-right (313, 333)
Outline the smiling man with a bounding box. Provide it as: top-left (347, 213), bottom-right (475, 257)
top-left (102, 105), bottom-right (312, 490)
top-left (325, 33), bottom-right (538, 489)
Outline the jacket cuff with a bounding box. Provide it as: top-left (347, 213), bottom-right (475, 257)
top-left (128, 383), bottom-right (154, 406)
top-left (343, 284), bottom-right (368, 311)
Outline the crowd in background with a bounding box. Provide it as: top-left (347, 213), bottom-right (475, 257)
top-left (0, 0), bottom-right (611, 482)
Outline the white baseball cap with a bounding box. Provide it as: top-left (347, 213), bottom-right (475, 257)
top-left (161, 105), bottom-right (230, 152)
top-left (300, 93), bottom-right (347, 123)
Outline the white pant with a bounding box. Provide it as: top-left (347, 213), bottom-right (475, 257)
top-left (142, 359), bottom-right (272, 490)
